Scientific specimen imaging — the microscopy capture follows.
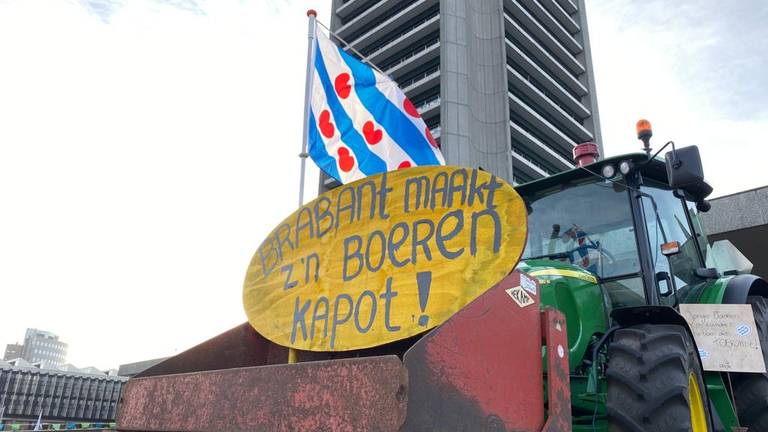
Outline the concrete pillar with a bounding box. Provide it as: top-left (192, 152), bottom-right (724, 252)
top-left (440, 0), bottom-right (513, 182)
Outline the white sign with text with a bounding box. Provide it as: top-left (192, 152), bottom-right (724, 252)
top-left (680, 304), bottom-right (766, 373)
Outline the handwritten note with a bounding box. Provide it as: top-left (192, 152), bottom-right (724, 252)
top-left (680, 304), bottom-right (766, 373)
top-left (243, 166), bottom-right (527, 351)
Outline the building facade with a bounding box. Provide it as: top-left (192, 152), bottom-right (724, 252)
top-left (18, 329), bottom-right (68, 368)
top-left (0, 361), bottom-right (127, 424)
top-left (322, 0), bottom-right (601, 189)
top-left (2, 344), bottom-right (23, 362)
top-left (700, 186), bottom-right (768, 279)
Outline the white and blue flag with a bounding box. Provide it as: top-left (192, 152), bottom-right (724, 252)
top-left (308, 26), bottom-right (445, 184)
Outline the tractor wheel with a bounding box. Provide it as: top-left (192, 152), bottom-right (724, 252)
top-left (732, 296), bottom-right (768, 430)
top-left (606, 324), bottom-right (711, 432)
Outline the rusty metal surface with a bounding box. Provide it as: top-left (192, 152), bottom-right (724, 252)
top-left (401, 270), bottom-right (546, 432)
top-left (541, 308), bottom-right (571, 432)
top-left (117, 355), bottom-right (407, 432)
top-left (136, 322), bottom-right (286, 378)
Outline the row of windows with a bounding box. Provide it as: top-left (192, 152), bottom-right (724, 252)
top-left (507, 1), bottom-right (581, 80)
top-left (505, 30), bottom-right (582, 103)
top-left (400, 63), bottom-right (439, 92)
top-left (341, 0), bottom-right (417, 41)
top-left (511, 140), bottom-right (559, 175)
top-left (508, 60), bottom-right (582, 122)
top-left (33, 341), bottom-right (61, 348)
top-left (509, 86), bottom-right (583, 146)
top-left (0, 395), bottom-right (119, 420)
top-left (361, 6), bottom-right (439, 57)
top-left (509, 110), bottom-right (573, 163)
top-left (382, 36), bottom-right (439, 72)
top-left (0, 377), bottom-right (121, 399)
top-left (33, 349), bottom-right (64, 358)
top-left (0, 370), bottom-right (124, 421)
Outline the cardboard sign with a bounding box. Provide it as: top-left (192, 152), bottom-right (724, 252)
top-left (243, 166), bottom-right (527, 351)
top-left (680, 304), bottom-right (766, 373)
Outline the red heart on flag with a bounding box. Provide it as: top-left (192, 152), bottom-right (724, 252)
top-left (403, 98), bottom-right (420, 118)
top-left (425, 127), bottom-right (438, 148)
top-left (337, 147), bottom-right (355, 172)
top-left (398, 161), bottom-right (412, 169)
top-left (319, 110), bottom-right (334, 138)
top-left (334, 73), bottom-right (352, 99)
top-left (363, 121), bottom-right (383, 145)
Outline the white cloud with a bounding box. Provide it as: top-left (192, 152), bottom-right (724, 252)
top-left (0, 0), bottom-right (328, 369)
top-left (588, 0), bottom-right (768, 197)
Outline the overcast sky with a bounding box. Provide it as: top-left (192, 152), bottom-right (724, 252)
top-left (1, 0), bottom-right (766, 370)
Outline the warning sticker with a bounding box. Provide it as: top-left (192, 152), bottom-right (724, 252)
top-left (506, 286), bottom-right (534, 308)
top-left (520, 274), bottom-right (537, 296)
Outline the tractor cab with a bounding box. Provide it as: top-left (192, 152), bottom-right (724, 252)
top-left (516, 138), bottom-right (714, 314)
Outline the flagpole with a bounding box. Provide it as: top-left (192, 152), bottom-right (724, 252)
top-left (291, 8), bottom-right (318, 365)
top-left (298, 9), bottom-right (317, 211)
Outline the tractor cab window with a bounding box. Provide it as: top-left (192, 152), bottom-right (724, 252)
top-left (640, 183), bottom-right (704, 303)
top-left (687, 203), bottom-right (709, 265)
top-left (521, 178), bottom-right (641, 280)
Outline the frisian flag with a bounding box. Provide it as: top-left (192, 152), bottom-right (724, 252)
top-left (307, 25), bottom-right (445, 184)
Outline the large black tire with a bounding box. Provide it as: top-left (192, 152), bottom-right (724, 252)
top-left (732, 296), bottom-right (768, 430)
top-left (606, 324), bottom-right (712, 432)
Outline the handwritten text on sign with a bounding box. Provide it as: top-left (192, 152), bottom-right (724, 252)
top-left (243, 166), bottom-right (527, 351)
top-left (680, 303), bottom-right (766, 373)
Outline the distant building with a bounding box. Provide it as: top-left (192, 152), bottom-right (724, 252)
top-left (10, 328), bottom-right (69, 369)
top-left (700, 185), bottom-right (768, 279)
top-left (2, 344), bottom-right (22, 361)
top-left (117, 357), bottom-right (169, 378)
top-left (0, 360), bottom-right (127, 425)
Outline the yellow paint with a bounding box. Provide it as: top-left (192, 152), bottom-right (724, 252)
top-left (688, 373), bottom-right (708, 431)
top-left (527, 268), bottom-right (598, 284)
top-left (243, 166), bottom-right (527, 351)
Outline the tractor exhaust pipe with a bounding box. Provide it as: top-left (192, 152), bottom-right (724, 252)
top-left (573, 142), bottom-right (599, 167)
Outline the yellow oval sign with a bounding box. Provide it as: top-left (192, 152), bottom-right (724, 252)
top-left (243, 166), bottom-right (527, 351)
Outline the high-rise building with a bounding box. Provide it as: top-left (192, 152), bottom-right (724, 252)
top-left (323, 0), bottom-right (601, 188)
top-left (19, 328), bottom-right (68, 368)
top-left (2, 344), bottom-right (23, 361)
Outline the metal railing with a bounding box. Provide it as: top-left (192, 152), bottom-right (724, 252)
top-left (416, 95), bottom-right (440, 114)
top-left (365, 12), bottom-right (439, 57)
top-left (401, 66), bottom-right (440, 91)
top-left (384, 39), bottom-right (439, 72)
top-left (511, 146), bottom-right (552, 175)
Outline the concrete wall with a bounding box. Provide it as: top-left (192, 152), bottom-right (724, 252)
top-left (700, 186), bottom-right (768, 279)
top-left (701, 187), bottom-right (768, 235)
top-left (439, 0), bottom-right (512, 182)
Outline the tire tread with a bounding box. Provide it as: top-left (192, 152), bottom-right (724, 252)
top-left (607, 324), bottom-right (708, 431)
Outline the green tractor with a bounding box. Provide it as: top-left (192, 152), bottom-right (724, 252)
top-left (516, 122), bottom-right (768, 431)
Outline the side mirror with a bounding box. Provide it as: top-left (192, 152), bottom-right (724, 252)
top-left (696, 199), bottom-right (711, 212)
top-left (657, 271), bottom-right (672, 296)
top-left (665, 145), bottom-right (704, 189)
